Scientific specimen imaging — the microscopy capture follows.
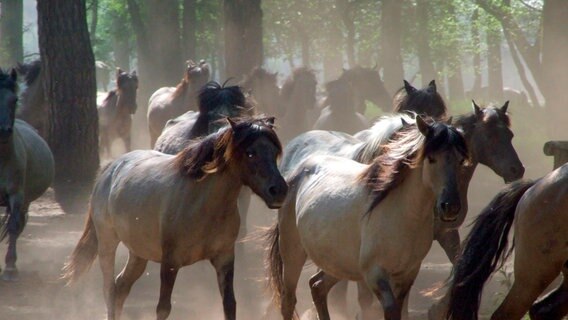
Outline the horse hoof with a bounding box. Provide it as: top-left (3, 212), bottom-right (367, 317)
top-left (2, 267), bottom-right (19, 281)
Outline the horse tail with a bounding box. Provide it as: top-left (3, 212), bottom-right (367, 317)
top-left (265, 223), bottom-right (284, 309)
top-left (61, 203), bottom-right (98, 285)
top-left (447, 179), bottom-right (538, 320)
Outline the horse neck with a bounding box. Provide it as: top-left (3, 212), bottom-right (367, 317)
top-left (0, 133), bottom-right (16, 161)
top-left (196, 169), bottom-right (243, 215)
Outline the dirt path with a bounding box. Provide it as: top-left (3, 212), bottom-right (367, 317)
top-left (0, 188), bottom-right (507, 320)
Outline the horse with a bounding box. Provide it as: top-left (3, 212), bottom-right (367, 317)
top-left (14, 59), bottom-right (46, 137)
top-left (62, 117), bottom-right (287, 320)
top-left (436, 163), bottom-right (568, 320)
top-left (279, 67), bottom-right (318, 143)
top-left (266, 117), bottom-right (469, 320)
top-left (95, 60), bottom-right (113, 91)
top-left (338, 65), bottom-right (392, 113)
top-left (241, 66), bottom-right (282, 116)
top-left (0, 69), bottom-right (54, 281)
top-left (392, 79), bottom-right (447, 119)
top-left (278, 101), bottom-right (524, 318)
top-left (97, 68), bottom-right (138, 157)
top-left (147, 60), bottom-right (210, 147)
top-left (312, 78), bottom-right (369, 134)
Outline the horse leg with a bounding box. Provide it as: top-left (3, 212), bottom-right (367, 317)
top-left (327, 280), bottom-right (349, 318)
top-left (435, 229), bottom-right (460, 264)
top-left (98, 232), bottom-right (120, 320)
top-left (491, 258), bottom-right (561, 319)
top-left (114, 251), bottom-right (148, 320)
top-left (364, 266), bottom-right (400, 320)
top-left (309, 270), bottom-right (340, 320)
top-left (211, 251), bottom-right (236, 320)
top-left (156, 258), bottom-right (179, 320)
top-left (356, 281), bottom-right (377, 320)
top-left (529, 266), bottom-right (568, 320)
top-left (3, 195), bottom-right (25, 281)
top-left (427, 290), bottom-right (450, 320)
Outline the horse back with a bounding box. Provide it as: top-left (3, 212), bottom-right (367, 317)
top-left (13, 120), bottom-right (54, 202)
top-left (153, 111), bottom-right (199, 154)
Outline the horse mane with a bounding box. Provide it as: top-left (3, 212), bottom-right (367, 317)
top-left (454, 104), bottom-right (511, 135)
top-left (392, 83), bottom-right (447, 119)
top-left (101, 90), bottom-right (118, 106)
top-left (175, 117), bottom-right (282, 179)
top-left (324, 78), bottom-right (354, 112)
top-left (197, 81), bottom-right (247, 114)
top-left (360, 119), bottom-right (468, 214)
top-left (15, 60), bottom-right (41, 86)
top-left (280, 67), bottom-right (316, 101)
top-left (354, 113), bottom-right (415, 163)
top-left (0, 69), bottom-right (17, 92)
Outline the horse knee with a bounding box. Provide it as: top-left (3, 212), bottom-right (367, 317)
top-left (280, 293), bottom-right (297, 320)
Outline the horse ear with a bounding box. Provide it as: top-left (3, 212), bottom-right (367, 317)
top-left (199, 59), bottom-right (206, 66)
top-left (9, 68), bottom-right (17, 82)
top-left (131, 70), bottom-right (137, 76)
top-left (266, 116), bottom-right (276, 127)
top-left (404, 80), bottom-right (417, 94)
top-left (227, 117), bottom-right (237, 130)
top-left (447, 116), bottom-right (453, 125)
top-left (501, 100), bottom-right (509, 113)
top-left (472, 100), bottom-right (483, 118)
top-left (401, 117), bottom-right (409, 127)
top-left (116, 68), bottom-right (124, 77)
top-left (428, 80), bottom-right (437, 92)
top-left (416, 116), bottom-right (431, 136)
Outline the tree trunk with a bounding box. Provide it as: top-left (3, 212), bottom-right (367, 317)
top-left (89, 0), bottom-right (98, 44)
top-left (471, 9), bottom-right (482, 93)
top-left (182, 0), bottom-right (197, 61)
top-left (415, 0), bottom-right (436, 87)
top-left (445, 3), bottom-right (464, 101)
top-left (487, 30), bottom-right (503, 100)
top-left (300, 31), bottom-right (310, 67)
top-left (111, 10), bottom-right (130, 70)
top-left (37, 0), bottom-right (99, 201)
top-left (0, 0), bottom-right (23, 66)
top-left (336, 0), bottom-right (355, 68)
top-left (224, 0), bottom-right (263, 80)
top-left (379, 0), bottom-right (404, 94)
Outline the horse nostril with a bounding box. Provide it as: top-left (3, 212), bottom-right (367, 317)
top-left (268, 186), bottom-right (277, 197)
top-left (440, 202), bottom-right (449, 212)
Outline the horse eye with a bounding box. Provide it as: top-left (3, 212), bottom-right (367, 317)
top-left (247, 151), bottom-right (256, 158)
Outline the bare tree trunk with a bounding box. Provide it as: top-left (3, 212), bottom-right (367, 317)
top-left (224, 0), bottom-right (263, 79)
top-left (111, 10), bottom-right (130, 69)
top-left (487, 30), bottom-right (503, 100)
top-left (337, 0), bottom-right (355, 67)
top-left (183, 0), bottom-right (197, 61)
top-left (471, 9), bottom-right (482, 93)
top-left (37, 0), bottom-right (99, 207)
top-left (415, 0), bottom-right (436, 87)
top-left (300, 31), bottom-right (310, 67)
top-left (0, 0), bottom-right (23, 66)
top-left (379, 0), bottom-right (404, 94)
top-left (446, 3), bottom-right (465, 101)
top-left (89, 0), bottom-right (98, 44)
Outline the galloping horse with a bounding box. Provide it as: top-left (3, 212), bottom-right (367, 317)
top-left (0, 69), bottom-right (54, 281)
top-left (279, 67), bottom-right (318, 143)
top-left (266, 117), bottom-right (468, 320)
top-left (313, 78), bottom-right (369, 134)
top-left (63, 117), bottom-right (287, 320)
top-left (147, 60), bottom-right (210, 147)
top-left (241, 66), bottom-right (282, 116)
top-left (393, 80), bottom-right (447, 119)
top-left (440, 164), bottom-right (568, 320)
top-left (14, 60), bottom-right (46, 137)
top-left (97, 68), bottom-right (138, 157)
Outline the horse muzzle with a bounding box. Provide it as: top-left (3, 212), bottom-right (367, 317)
top-left (0, 126), bottom-right (13, 141)
top-left (264, 180), bottom-right (288, 209)
top-left (437, 201), bottom-right (461, 222)
top-left (503, 165), bottom-right (525, 183)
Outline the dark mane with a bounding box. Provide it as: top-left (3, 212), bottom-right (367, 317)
top-left (324, 78), bottom-right (354, 112)
top-left (15, 60), bottom-right (41, 86)
top-left (101, 90), bottom-right (117, 106)
top-left (0, 69), bottom-right (17, 92)
top-left (198, 81), bottom-right (247, 114)
top-left (454, 104), bottom-right (511, 134)
top-left (175, 117), bottom-right (282, 179)
top-left (280, 67), bottom-right (316, 101)
top-left (360, 119), bottom-right (468, 214)
top-left (393, 82), bottom-right (447, 119)
top-left (241, 66), bottom-right (277, 89)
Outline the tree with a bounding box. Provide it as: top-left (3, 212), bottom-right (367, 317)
top-left (37, 0), bottom-right (99, 208)
top-left (224, 0), bottom-right (263, 79)
top-left (0, 0), bottom-right (23, 66)
top-left (379, 0), bottom-right (404, 94)
top-left (183, 0), bottom-right (197, 61)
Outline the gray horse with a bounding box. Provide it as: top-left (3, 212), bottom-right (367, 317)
top-left (0, 69), bottom-right (54, 281)
top-left (147, 60), bottom-right (210, 147)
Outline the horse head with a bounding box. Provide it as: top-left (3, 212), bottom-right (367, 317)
top-left (467, 100), bottom-right (524, 183)
top-left (393, 79), bottom-right (447, 119)
top-left (116, 68), bottom-right (138, 115)
top-left (186, 60), bottom-right (211, 91)
top-left (0, 69), bottom-right (18, 142)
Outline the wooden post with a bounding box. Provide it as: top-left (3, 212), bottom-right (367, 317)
top-left (543, 141), bottom-right (568, 169)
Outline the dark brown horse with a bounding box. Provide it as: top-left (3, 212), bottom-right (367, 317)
top-left (338, 65), bottom-right (392, 113)
top-left (393, 80), bottom-right (447, 119)
top-left (279, 67), bottom-right (318, 143)
top-left (147, 60), bottom-right (210, 147)
top-left (241, 66), bottom-right (282, 116)
top-left (14, 60), bottom-right (46, 137)
top-left (97, 68), bottom-right (138, 157)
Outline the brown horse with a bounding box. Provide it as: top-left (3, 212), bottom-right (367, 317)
top-left (241, 66), bottom-right (282, 116)
top-left (14, 60), bottom-right (46, 137)
top-left (63, 117), bottom-right (287, 320)
top-left (279, 67), bottom-right (318, 143)
top-left (97, 68), bottom-right (138, 157)
top-left (438, 163), bottom-right (568, 320)
top-left (393, 79), bottom-right (447, 119)
top-left (338, 65), bottom-right (392, 113)
top-left (147, 60), bottom-right (210, 147)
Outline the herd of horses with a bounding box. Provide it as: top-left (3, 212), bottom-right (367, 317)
top-left (0, 58), bottom-right (567, 320)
